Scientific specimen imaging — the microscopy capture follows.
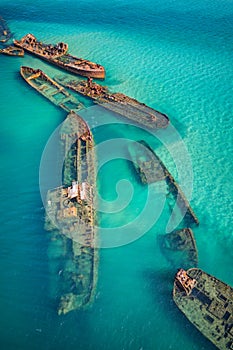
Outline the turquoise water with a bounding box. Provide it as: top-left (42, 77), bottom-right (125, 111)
top-left (0, 0), bottom-right (233, 349)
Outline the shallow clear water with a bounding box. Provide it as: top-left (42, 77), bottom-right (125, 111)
top-left (0, 0), bottom-right (232, 349)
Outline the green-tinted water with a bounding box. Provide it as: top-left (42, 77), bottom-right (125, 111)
top-left (0, 0), bottom-right (232, 349)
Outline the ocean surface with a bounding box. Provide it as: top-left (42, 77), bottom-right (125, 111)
top-left (0, 0), bottom-right (233, 349)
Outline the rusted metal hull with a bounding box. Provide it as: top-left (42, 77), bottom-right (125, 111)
top-left (14, 34), bottom-right (105, 79)
top-left (53, 61), bottom-right (105, 79)
top-left (55, 77), bottom-right (169, 129)
top-left (20, 66), bottom-right (84, 113)
top-left (0, 46), bottom-right (24, 56)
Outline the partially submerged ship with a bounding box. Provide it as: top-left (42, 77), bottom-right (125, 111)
top-left (127, 140), bottom-right (199, 225)
top-left (20, 66), bottom-right (84, 113)
top-left (20, 65), bottom-right (98, 314)
top-left (0, 45), bottom-right (24, 56)
top-left (55, 76), bottom-right (169, 130)
top-left (58, 237), bottom-right (98, 315)
top-left (173, 268), bottom-right (233, 350)
top-left (45, 112), bottom-right (97, 315)
top-left (14, 33), bottom-right (105, 79)
top-left (158, 228), bottom-right (198, 269)
top-left (45, 112), bottom-right (95, 237)
top-left (47, 229), bottom-right (98, 315)
top-left (127, 140), bottom-right (167, 183)
top-left (0, 16), bottom-right (11, 43)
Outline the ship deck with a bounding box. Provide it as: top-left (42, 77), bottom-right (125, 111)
top-left (21, 66), bottom-right (97, 315)
top-left (55, 54), bottom-right (104, 73)
top-left (21, 67), bottom-right (84, 113)
top-left (173, 268), bottom-right (233, 350)
top-left (45, 112), bottom-right (97, 314)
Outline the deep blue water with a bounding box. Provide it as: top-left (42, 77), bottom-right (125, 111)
top-left (0, 0), bottom-right (232, 349)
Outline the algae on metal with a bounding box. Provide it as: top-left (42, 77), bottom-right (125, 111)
top-left (20, 66), bottom-right (84, 113)
top-left (20, 67), bottom-right (98, 315)
top-left (127, 140), bottom-right (167, 184)
top-left (158, 228), bottom-right (198, 270)
top-left (173, 268), bottom-right (233, 350)
top-left (45, 112), bottom-right (98, 315)
top-left (127, 140), bottom-right (199, 226)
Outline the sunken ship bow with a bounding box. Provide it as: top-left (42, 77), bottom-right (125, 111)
top-left (14, 33), bottom-right (105, 79)
top-left (173, 268), bottom-right (233, 350)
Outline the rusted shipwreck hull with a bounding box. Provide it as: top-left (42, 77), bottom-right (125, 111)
top-left (14, 33), bottom-right (105, 78)
top-left (20, 66), bottom-right (84, 113)
top-left (55, 76), bottom-right (170, 130)
top-left (0, 45), bottom-right (24, 56)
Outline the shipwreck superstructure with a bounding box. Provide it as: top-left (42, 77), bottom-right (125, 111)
top-left (45, 112), bottom-right (96, 241)
top-left (14, 33), bottom-right (105, 78)
top-left (173, 268), bottom-right (233, 350)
